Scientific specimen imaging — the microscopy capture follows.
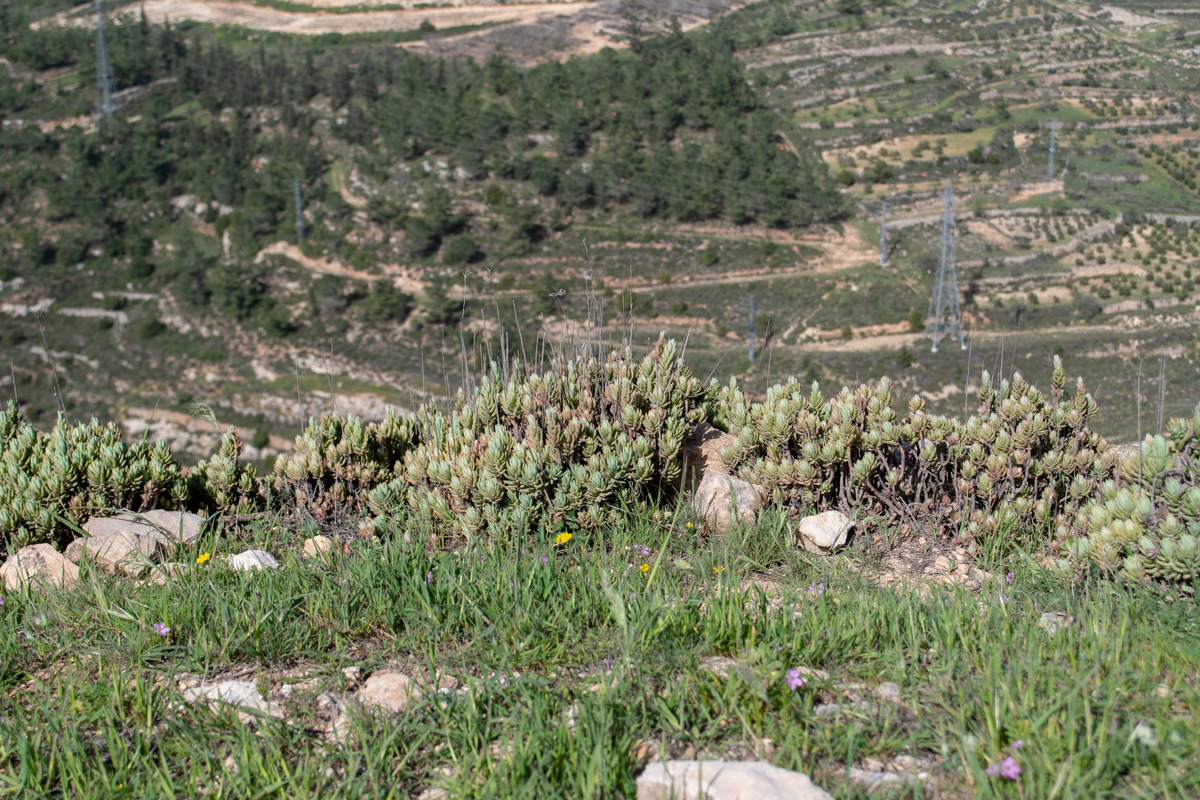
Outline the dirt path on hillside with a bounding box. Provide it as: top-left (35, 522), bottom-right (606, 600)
top-left (33, 0), bottom-right (600, 35)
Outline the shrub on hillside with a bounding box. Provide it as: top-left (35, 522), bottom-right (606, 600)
top-left (705, 356), bottom-right (1115, 543)
top-left (366, 339), bottom-right (706, 538)
top-left (0, 403), bottom-right (187, 550)
top-left (1067, 425), bottom-right (1200, 586)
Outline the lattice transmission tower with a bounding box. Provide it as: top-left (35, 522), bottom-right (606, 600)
top-left (93, 0), bottom-right (116, 121)
top-left (294, 178), bottom-right (305, 244)
top-left (748, 294), bottom-right (756, 362)
top-left (925, 180), bottom-right (966, 353)
top-left (879, 200), bottom-right (888, 266)
top-left (1047, 118), bottom-right (1058, 180)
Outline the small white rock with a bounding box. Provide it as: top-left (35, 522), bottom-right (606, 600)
top-left (1131, 721), bottom-right (1157, 747)
top-left (795, 511), bottom-right (854, 554)
top-left (874, 682), bottom-right (902, 705)
top-left (303, 536), bottom-right (335, 560)
top-left (227, 550), bottom-right (280, 572)
top-left (691, 472), bottom-right (760, 531)
top-left (636, 760), bottom-right (834, 800)
top-left (180, 680), bottom-right (281, 722)
top-left (1, 544), bottom-right (80, 591)
top-left (357, 672), bottom-right (421, 714)
top-left (1038, 611), bottom-right (1073, 636)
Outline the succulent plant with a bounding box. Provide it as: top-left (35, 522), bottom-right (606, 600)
top-left (367, 339), bottom-right (706, 540)
top-left (188, 430), bottom-right (264, 517)
top-left (269, 409), bottom-right (416, 517)
top-left (705, 356), bottom-right (1113, 546)
top-left (1067, 422), bottom-right (1200, 588)
top-left (0, 403), bottom-right (188, 552)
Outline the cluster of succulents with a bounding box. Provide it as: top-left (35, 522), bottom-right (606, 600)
top-left (1066, 420), bottom-right (1200, 587)
top-left (367, 339), bottom-right (706, 539)
top-left (0, 402), bottom-right (187, 549)
top-left (706, 356), bottom-right (1115, 543)
top-left (188, 430), bottom-right (264, 517)
top-left (269, 410), bottom-right (416, 517)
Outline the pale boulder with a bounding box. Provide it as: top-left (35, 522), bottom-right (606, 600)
top-left (692, 472), bottom-right (760, 531)
top-left (180, 680), bottom-right (282, 724)
top-left (357, 671), bottom-right (422, 714)
top-left (70, 529), bottom-right (168, 576)
top-left (636, 760), bottom-right (834, 800)
top-left (1, 544), bottom-right (80, 591)
top-left (677, 422), bottom-right (740, 493)
top-left (303, 536), bottom-right (335, 560)
top-left (83, 509), bottom-right (206, 545)
top-left (227, 550), bottom-right (280, 571)
top-left (795, 511), bottom-right (854, 554)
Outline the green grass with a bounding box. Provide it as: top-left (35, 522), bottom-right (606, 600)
top-left (3, 506), bottom-right (1198, 798)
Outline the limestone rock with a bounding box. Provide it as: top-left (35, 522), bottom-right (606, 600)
top-left (636, 760), bottom-right (834, 800)
top-left (795, 511), bottom-right (853, 554)
top-left (873, 682), bottom-right (902, 705)
top-left (814, 699), bottom-right (875, 716)
top-left (692, 472), bottom-right (760, 531)
top-left (180, 680), bottom-right (281, 723)
top-left (303, 536), bottom-right (334, 560)
top-left (698, 657), bottom-right (759, 685)
top-left (83, 510), bottom-right (206, 545)
top-left (678, 422), bottom-right (740, 493)
top-left (1, 544), bottom-right (80, 591)
top-left (146, 562), bottom-right (186, 586)
top-left (227, 550), bottom-right (280, 572)
top-left (74, 529), bottom-right (168, 576)
top-left (791, 666), bottom-right (830, 681)
top-left (357, 671), bottom-right (421, 714)
top-left (1039, 611), bottom-right (1073, 636)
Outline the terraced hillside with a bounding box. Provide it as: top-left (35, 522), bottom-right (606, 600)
top-left (2, 0), bottom-right (1199, 462)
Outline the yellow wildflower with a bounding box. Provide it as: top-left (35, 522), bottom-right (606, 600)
top-left (686, 522), bottom-right (693, 529)
top-left (713, 567), bottom-right (725, 573)
top-left (640, 563), bottom-right (650, 573)
top-left (555, 532), bottom-right (573, 545)
top-left (196, 552), bottom-right (211, 565)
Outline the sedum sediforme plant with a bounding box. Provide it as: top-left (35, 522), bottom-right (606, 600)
top-left (1067, 419), bottom-right (1200, 588)
top-left (0, 402), bottom-right (187, 551)
top-left (706, 356), bottom-right (1115, 543)
top-left (367, 339), bottom-right (706, 539)
top-left (269, 410), bottom-right (416, 517)
top-left (188, 430), bottom-right (264, 517)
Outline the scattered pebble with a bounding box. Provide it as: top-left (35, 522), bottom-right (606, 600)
top-left (227, 550), bottom-right (280, 572)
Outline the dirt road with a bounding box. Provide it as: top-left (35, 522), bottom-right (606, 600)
top-left (33, 0), bottom-right (601, 36)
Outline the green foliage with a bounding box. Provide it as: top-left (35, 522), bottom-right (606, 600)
top-left (441, 234), bottom-right (482, 266)
top-left (309, 275), bottom-right (348, 317)
top-left (1068, 420), bottom-right (1200, 588)
top-left (0, 403), bottom-right (187, 550)
top-left (419, 279), bottom-right (461, 326)
top-left (700, 245), bottom-right (719, 267)
top-left (863, 158), bottom-right (892, 184)
top-left (359, 280), bottom-right (412, 324)
top-left (366, 339), bottom-right (706, 538)
top-left (187, 431), bottom-right (262, 516)
top-left (706, 355), bottom-right (1113, 544)
top-left (270, 411), bottom-right (416, 518)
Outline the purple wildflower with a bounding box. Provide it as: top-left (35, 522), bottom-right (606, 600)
top-left (785, 668), bottom-right (805, 691)
top-left (985, 756), bottom-right (1021, 780)
top-left (1011, 739), bottom-right (1023, 750)
top-left (806, 582), bottom-right (825, 597)
top-left (152, 622), bottom-right (170, 637)
top-left (425, 571), bottom-right (433, 585)
top-left (0, 596), bottom-right (4, 606)
top-left (1005, 571), bottom-right (1014, 584)
top-left (541, 554), bottom-right (549, 566)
